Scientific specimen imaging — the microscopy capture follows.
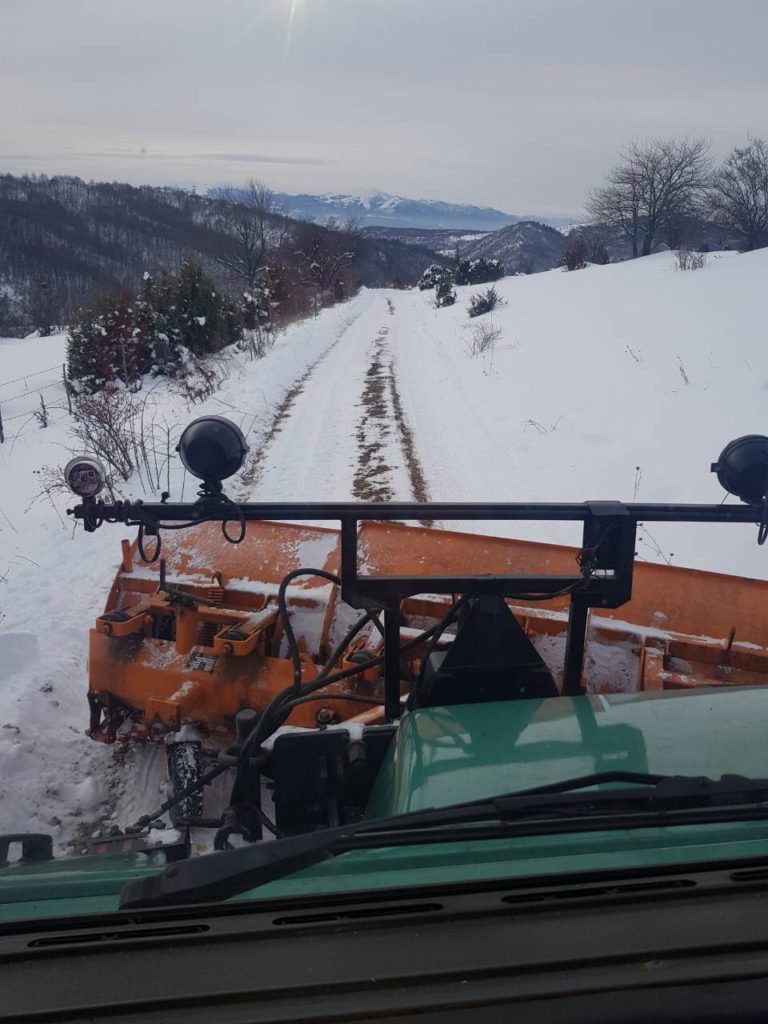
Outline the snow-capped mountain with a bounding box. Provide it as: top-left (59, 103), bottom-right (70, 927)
top-left (273, 190), bottom-right (519, 230)
top-left (209, 186), bottom-right (573, 231)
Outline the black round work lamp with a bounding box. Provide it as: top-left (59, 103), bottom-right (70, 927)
top-left (177, 416), bottom-right (249, 492)
top-left (712, 434), bottom-right (768, 544)
top-left (712, 435), bottom-right (768, 505)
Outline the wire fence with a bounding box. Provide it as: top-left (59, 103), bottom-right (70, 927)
top-left (0, 363), bottom-right (72, 442)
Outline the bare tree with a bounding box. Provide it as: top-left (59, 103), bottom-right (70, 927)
top-left (26, 280), bottom-right (59, 335)
top-left (587, 138), bottom-right (712, 257)
top-left (294, 220), bottom-right (358, 304)
top-left (71, 388), bottom-right (138, 483)
top-left (213, 179), bottom-right (287, 291)
top-left (588, 170), bottom-right (643, 258)
top-left (709, 137), bottom-right (768, 251)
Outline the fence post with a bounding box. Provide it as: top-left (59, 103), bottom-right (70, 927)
top-left (62, 363), bottom-right (72, 414)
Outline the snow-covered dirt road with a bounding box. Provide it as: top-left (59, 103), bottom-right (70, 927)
top-left (3, 248), bottom-right (768, 849)
top-left (240, 290), bottom-right (425, 504)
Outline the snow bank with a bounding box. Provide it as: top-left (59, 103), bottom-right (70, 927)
top-left (392, 249), bottom-right (768, 577)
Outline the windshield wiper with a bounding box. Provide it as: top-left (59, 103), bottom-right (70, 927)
top-left (120, 772), bottom-right (768, 909)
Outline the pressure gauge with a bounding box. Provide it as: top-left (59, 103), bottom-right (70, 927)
top-left (64, 456), bottom-right (107, 498)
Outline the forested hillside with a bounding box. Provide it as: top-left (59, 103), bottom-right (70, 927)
top-left (0, 175), bottom-right (437, 334)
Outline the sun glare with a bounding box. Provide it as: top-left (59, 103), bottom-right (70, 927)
top-left (286, 0), bottom-right (301, 50)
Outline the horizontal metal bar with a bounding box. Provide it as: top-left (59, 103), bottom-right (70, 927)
top-left (76, 499), bottom-right (761, 526)
top-left (354, 575), bottom-right (587, 596)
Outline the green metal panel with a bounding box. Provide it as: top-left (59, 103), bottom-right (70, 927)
top-left (5, 821), bottom-right (768, 924)
top-left (5, 687), bottom-right (768, 924)
top-left (0, 852), bottom-right (170, 922)
top-left (366, 689), bottom-right (768, 817)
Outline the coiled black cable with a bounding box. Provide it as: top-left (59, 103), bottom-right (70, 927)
top-left (278, 568), bottom-right (343, 695)
top-left (759, 496), bottom-right (768, 546)
top-left (137, 522), bottom-right (162, 564)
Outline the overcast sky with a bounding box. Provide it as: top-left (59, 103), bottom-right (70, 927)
top-left (2, 0), bottom-right (767, 217)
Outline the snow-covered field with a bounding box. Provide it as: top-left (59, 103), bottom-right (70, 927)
top-left (1, 248), bottom-right (767, 848)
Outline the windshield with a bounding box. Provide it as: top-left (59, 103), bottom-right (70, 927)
top-left (2, 0), bottom-right (768, 924)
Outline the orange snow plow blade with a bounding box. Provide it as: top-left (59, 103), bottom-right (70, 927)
top-left (86, 520), bottom-right (768, 747)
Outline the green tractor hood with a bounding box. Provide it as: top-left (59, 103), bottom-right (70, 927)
top-left (4, 686), bottom-right (768, 924)
top-left (367, 686), bottom-right (768, 816)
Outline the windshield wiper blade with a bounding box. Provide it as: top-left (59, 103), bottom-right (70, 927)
top-left (347, 772), bottom-right (768, 833)
top-left (120, 772), bottom-right (768, 910)
top-left (441, 771), bottom-right (768, 818)
top-left (121, 824), bottom-right (376, 909)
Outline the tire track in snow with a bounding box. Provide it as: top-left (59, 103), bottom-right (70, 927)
top-left (239, 307), bottom-right (364, 493)
top-left (382, 298), bottom-right (431, 508)
top-left (240, 291), bottom-right (431, 508)
top-left (352, 316), bottom-right (432, 513)
top-left (248, 294), bottom-right (403, 501)
top-left (388, 361), bottom-right (430, 506)
top-left (353, 329), bottom-right (397, 501)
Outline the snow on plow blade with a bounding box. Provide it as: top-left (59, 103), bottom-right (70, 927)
top-left (86, 520), bottom-right (768, 747)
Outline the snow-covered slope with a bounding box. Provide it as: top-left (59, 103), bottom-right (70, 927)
top-left (389, 250), bottom-right (768, 569)
top-left (1, 249), bottom-right (767, 848)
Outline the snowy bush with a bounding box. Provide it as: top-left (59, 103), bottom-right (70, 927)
top-left (558, 234), bottom-right (589, 272)
top-left (32, 395), bottom-right (49, 429)
top-left (418, 263), bottom-right (450, 291)
top-left (468, 320), bottom-right (502, 357)
top-left (434, 272), bottom-right (457, 308)
top-left (131, 271), bottom-right (177, 376)
top-left (71, 385), bottom-right (177, 492)
top-left (241, 287), bottom-right (270, 330)
top-left (71, 387), bottom-right (139, 482)
top-left (467, 286), bottom-right (501, 318)
top-left (66, 259), bottom-right (242, 392)
top-left (239, 323), bottom-right (280, 360)
top-left (559, 231), bottom-right (610, 269)
top-left (454, 257), bottom-right (504, 286)
top-left (66, 294), bottom-right (148, 394)
top-left (675, 248), bottom-right (707, 271)
top-left (169, 257), bottom-right (241, 357)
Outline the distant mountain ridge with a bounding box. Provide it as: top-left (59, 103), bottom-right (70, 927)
top-left (460, 221), bottom-right (567, 273)
top-left (208, 186), bottom-right (574, 231)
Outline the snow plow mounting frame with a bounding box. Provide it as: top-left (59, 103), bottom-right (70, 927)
top-left (70, 497), bottom-right (762, 709)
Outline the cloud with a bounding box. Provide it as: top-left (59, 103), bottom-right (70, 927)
top-left (201, 153), bottom-right (332, 166)
top-left (0, 150), bottom-right (332, 169)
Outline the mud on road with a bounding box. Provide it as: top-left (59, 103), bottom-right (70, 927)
top-left (353, 325), bottom-right (431, 515)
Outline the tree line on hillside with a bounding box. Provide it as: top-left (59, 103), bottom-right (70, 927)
top-left (0, 174), bottom-right (435, 336)
top-left (64, 179), bottom-right (376, 391)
